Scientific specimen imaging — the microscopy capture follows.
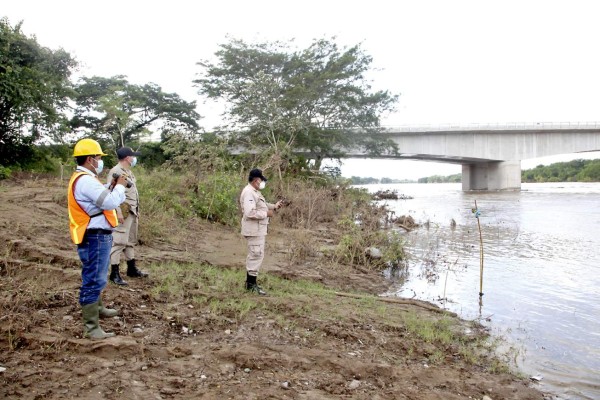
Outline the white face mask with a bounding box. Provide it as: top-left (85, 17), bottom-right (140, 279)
top-left (130, 157), bottom-right (137, 167)
top-left (93, 158), bottom-right (104, 174)
top-left (259, 181), bottom-right (266, 190)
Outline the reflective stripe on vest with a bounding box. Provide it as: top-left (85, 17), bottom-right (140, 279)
top-left (67, 172), bottom-right (118, 244)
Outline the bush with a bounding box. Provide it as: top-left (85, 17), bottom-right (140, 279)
top-left (191, 172), bottom-right (243, 226)
top-left (335, 223), bottom-right (406, 269)
top-left (136, 168), bottom-right (196, 242)
top-left (0, 166), bottom-right (11, 180)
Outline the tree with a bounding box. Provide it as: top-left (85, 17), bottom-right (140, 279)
top-left (577, 161), bottom-right (600, 182)
top-left (0, 18), bottom-right (77, 165)
top-left (194, 38), bottom-right (399, 170)
top-left (71, 75), bottom-right (201, 148)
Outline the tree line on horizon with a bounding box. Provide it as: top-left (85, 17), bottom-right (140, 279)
top-left (349, 159), bottom-right (600, 184)
top-left (349, 175), bottom-right (461, 184)
top-left (522, 159), bottom-right (600, 182)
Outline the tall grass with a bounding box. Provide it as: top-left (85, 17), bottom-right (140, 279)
top-left (135, 166), bottom-right (407, 269)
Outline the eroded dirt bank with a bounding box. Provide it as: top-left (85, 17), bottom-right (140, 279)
top-left (0, 178), bottom-right (546, 399)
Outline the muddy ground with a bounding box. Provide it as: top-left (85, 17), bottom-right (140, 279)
top-left (0, 178), bottom-right (547, 399)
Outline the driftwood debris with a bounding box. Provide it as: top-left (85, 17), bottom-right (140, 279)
top-left (373, 190), bottom-right (414, 201)
top-left (334, 291), bottom-right (457, 316)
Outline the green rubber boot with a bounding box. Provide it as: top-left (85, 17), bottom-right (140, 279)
top-left (98, 298), bottom-right (118, 318)
top-left (82, 301), bottom-right (115, 340)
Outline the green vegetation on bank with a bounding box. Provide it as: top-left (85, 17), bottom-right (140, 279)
top-left (418, 173), bottom-right (461, 183)
top-left (522, 159), bottom-right (600, 182)
top-left (147, 261), bottom-right (506, 370)
top-left (349, 173), bottom-right (461, 185)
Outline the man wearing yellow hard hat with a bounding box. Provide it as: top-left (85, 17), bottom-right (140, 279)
top-left (67, 138), bottom-right (127, 339)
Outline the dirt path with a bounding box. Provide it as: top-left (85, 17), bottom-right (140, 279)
top-left (0, 179), bottom-right (546, 399)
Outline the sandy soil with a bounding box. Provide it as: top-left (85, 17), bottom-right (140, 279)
top-left (0, 178), bottom-right (547, 399)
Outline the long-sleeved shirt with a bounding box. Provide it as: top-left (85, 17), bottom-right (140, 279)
top-left (107, 163), bottom-right (139, 216)
top-left (73, 166), bottom-right (125, 230)
top-left (240, 183), bottom-right (275, 237)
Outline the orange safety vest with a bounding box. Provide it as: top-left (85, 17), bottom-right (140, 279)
top-left (67, 171), bottom-right (118, 244)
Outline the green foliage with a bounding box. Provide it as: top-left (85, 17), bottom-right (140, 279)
top-left (136, 168), bottom-right (196, 242)
top-left (160, 133), bottom-right (245, 226)
top-left (403, 312), bottom-right (455, 345)
top-left (37, 144), bottom-right (72, 163)
top-left (578, 161), bottom-right (600, 181)
top-left (382, 230), bottom-right (407, 267)
top-left (135, 169), bottom-right (242, 244)
top-left (0, 165), bottom-right (11, 180)
top-left (522, 159), bottom-right (600, 182)
top-left (70, 75), bottom-right (201, 150)
top-left (162, 131), bottom-right (241, 177)
top-left (195, 37), bottom-right (399, 166)
top-left (138, 141), bottom-right (168, 170)
top-left (191, 171), bottom-right (242, 225)
top-left (0, 144), bottom-right (74, 175)
top-left (0, 18), bottom-right (77, 166)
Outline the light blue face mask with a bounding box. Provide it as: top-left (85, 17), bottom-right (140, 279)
top-left (131, 157), bottom-right (137, 167)
top-left (94, 159), bottom-right (104, 174)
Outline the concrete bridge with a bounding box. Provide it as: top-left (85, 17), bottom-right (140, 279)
top-left (345, 122), bottom-right (600, 191)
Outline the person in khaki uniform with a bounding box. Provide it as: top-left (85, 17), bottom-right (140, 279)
top-left (107, 146), bottom-right (148, 285)
top-left (240, 169), bottom-right (283, 295)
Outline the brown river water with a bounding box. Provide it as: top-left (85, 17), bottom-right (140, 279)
top-left (364, 182), bottom-right (600, 400)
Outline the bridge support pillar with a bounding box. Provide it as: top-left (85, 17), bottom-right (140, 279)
top-left (462, 161), bottom-right (521, 191)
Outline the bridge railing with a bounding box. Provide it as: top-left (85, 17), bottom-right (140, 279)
top-left (381, 121), bottom-right (600, 132)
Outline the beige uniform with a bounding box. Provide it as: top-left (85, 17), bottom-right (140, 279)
top-left (107, 164), bottom-right (139, 265)
top-left (240, 183), bottom-right (276, 276)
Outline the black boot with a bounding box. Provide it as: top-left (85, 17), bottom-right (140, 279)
top-left (245, 273), bottom-right (267, 296)
top-left (126, 259), bottom-right (148, 278)
top-left (109, 264), bottom-right (128, 286)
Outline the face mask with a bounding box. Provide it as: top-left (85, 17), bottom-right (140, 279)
top-left (259, 181), bottom-right (266, 190)
top-left (131, 157), bottom-right (137, 167)
top-left (93, 158), bottom-right (104, 174)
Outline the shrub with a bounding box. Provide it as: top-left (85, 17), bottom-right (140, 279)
top-left (0, 166), bottom-right (11, 180)
top-left (136, 168), bottom-right (196, 242)
top-left (191, 171), bottom-right (243, 226)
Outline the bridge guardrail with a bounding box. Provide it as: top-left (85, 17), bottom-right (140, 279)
top-left (381, 122), bottom-right (600, 132)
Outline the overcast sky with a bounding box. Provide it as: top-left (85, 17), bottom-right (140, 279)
top-left (3, 0), bottom-right (600, 179)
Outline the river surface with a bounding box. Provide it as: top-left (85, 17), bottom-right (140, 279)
top-left (362, 182), bottom-right (600, 400)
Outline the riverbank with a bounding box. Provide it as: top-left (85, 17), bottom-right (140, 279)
top-left (0, 178), bottom-right (546, 399)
